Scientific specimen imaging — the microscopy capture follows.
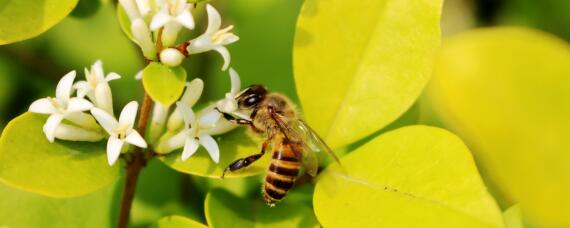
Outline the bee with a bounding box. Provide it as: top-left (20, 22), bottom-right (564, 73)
top-left (217, 85), bottom-right (340, 206)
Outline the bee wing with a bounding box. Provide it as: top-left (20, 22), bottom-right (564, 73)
top-left (295, 119), bottom-right (341, 165)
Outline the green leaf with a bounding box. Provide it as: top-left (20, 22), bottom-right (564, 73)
top-left (143, 62), bottom-right (187, 106)
top-left (116, 5), bottom-right (135, 42)
top-left (0, 113), bottom-right (120, 197)
top-left (205, 189), bottom-right (319, 228)
top-left (150, 216), bottom-right (207, 228)
top-left (0, 0), bottom-right (79, 44)
top-left (160, 128), bottom-right (267, 178)
top-left (313, 126), bottom-right (503, 227)
top-left (425, 27), bottom-right (570, 226)
top-left (0, 177), bottom-right (118, 227)
top-left (293, 0), bottom-right (443, 149)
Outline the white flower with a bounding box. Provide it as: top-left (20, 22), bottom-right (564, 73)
top-left (186, 4), bottom-right (239, 71)
top-left (169, 102), bottom-right (220, 162)
top-left (159, 48), bottom-right (185, 67)
top-left (29, 71), bottom-right (94, 142)
top-left (91, 101), bottom-right (148, 166)
top-left (74, 60), bottom-right (121, 115)
top-left (119, 0), bottom-right (142, 21)
top-left (132, 18), bottom-right (158, 60)
top-left (217, 68), bottom-right (241, 113)
top-left (167, 78), bottom-right (203, 131)
top-left (151, 0), bottom-right (195, 46)
top-left (148, 103), bottom-right (169, 144)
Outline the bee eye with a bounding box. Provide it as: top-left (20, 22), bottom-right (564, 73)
top-left (244, 95), bottom-right (260, 107)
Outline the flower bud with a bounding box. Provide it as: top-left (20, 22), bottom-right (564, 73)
top-left (160, 48), bottom-right (185, 67)
top-left (132, 19), bottom-right (157, 60)
top-left (54, 123), bottom-right (105, 142)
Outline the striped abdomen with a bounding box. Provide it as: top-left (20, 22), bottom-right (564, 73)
top-left (263, 138), bottom-right (302, 206)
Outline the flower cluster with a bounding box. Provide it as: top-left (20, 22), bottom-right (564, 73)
top-left (120, 0), bottom-right (238, 70)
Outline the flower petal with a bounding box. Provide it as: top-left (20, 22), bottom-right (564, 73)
top-left (205, 4), bottom-right (221, 34)
top-left (56, 71), bottom-right (76, 102)
top-left (180, 79), bottom-right (203, 107)
top-left (132, 19), bottom-right (157, 60)
top-left (198, 109), bottom-right (221, 127)
top-left (91, 107), bottom-right (119, 134)
top-left (176, 8), bottom-right (195, 30)
top-left (29, 98), bottom-right (57, 114)
top-left (150, 9), bottom-right (171, 31)
top-left (125, 131), bottom-right (147, 148)
top-left (105, 72), bottom-right (121, 82)
top-left (221, 33), bottom-right (239, 45)
top-left (228, 68), bottom-right (241, 94)
top-left (94, 83), bottom-right (114, 115)
top-left (43, 114), bottom-right (64, 143)
top-left (214, 46), bottom-right (231, 71)
top-left (161, 22), bottom-right (182, 47)
top-left (74, 81), bottom-right (90, 98)
top-left (107, 136), bottom-right (124, 166)
top-left (176, 102), bottom-right (196, 128)
top-left (134, 70), bottom-right (143, 80)
top-left (119, 101), bottom-right (139, 128)
top-left (135, 0), bottom-right (151, 15)
top-left (181, 137), bottom-right (199, 161)
top-left (91, 60), bottom-right (105, 82)
top-left (119, 0), bottom-right (141, 21)
top-left (199, 134), bottom-right (219, 163)
top-left (67, 98), bottom-right (94, 113)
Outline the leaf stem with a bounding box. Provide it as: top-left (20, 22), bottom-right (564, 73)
top-left (117, 92), bottom-right (153, 228)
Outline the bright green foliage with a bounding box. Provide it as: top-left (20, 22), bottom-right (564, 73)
top-left (503, 205), bottom-right (524, 228)
top-left (205, 189), bottom-right (319, 228)
top-left (116, 6), bottom-right (135, 42)
top-left (426, 27), bottom-right (570, 226)
top-left (293, 0), bottom-right (443, 149)
top-left (0, 0), bottom-right (79, 44)
top-left (150, 216), bottom-right (207, 228)
top-left (0, 178), bottom-right (118, 227)
top-left (70, 0), bottom-right (106, 18)
top-left (143, 62), bottom-right (187, 106)
top-left (313, 126), bottom-right (503, 227)
top-left (160, 128), bottom-right (267, 178)
top-left (0, 113), bottom-right (119, 197)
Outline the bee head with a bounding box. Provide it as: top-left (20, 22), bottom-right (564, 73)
top-left (237, 84), bottom-right (267, 109)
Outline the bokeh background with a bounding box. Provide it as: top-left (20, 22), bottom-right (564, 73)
top-left (0, 0), bottom-right (569, 227)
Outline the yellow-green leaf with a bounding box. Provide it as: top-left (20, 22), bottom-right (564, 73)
top-left (293, 0), bottom-right (442, 149)
top-left (426, 27), bottom-right (570, 226)
top-left (160, 128), bottom-right (267, 178)
top-left (0, 0), bottom-right (79, 45)
top-left (503, 205), bottom-right (524, 228)
top-left (0, 113), bottom-right (119, 197)
top-left (150, 216), bottom-right (207, 228)
top-left (116, 5), bottom-right (135, 42)
top-left (0, 180), bottom-right (118, 227)
top-left (205, 189), bottom-right (319, 228)
top-left (314, 126), bottom-right (503, 227)
top-left (143, 62), bottom-right (187, 106)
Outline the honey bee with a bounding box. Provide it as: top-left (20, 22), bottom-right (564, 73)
top-left (217, 85), bottom-right (340, 206)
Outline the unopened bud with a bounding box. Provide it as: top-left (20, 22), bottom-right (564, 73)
top-left (160, 48), bottom-right (185, 67)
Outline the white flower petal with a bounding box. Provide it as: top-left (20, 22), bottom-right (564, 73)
top-left (132, 19), bottom-right (157, 60)
top-left (29, 98), bottom-right (56, 114)
top-left (105, 72), bottom-right (121, 82)
top-left (150, 9), bottom-right (171, 31)
top-left (135, 0), bottom-right (151, 15)
top-left (125, 131), bottom-right (147, 148)
top-left (43, 114), bottom-right (64, 143)
top-left (54, 123), bottom-right (105, 142)
top-left (56, 71), bottom-right (76, 102)
top-left (176, 9), bottom-right (195, 30)
top-left (91, 108), bottom-right (119, 134)
top-left (214, 46), bottom-right (231, 71)
top-left (180, 79), bottom-right (203, 107)
top-left (176, 102), bottom-right (196, 128)
top-left (221, 33), bottom-right (239, 45)
top-left (107, 136), bottom-right (124, 166)
top-left (119, 101), bottom-right (139, 127)
top-left (205, 4), bottom-right (221, 34)
top-left (91, 60), bottom-right (105, 82)
top-left (119, 0), bottom-right (141, 21)
top-left (134, 70), bottom-right (143, 80)
top-left (94, 83), bottom-right (114, 115)
top-left (228, 68), bottom-right (241, 94)
top-left (157, 130), bottom-right (186, 153)
top-left (181, 138), bottom-right (199, 161)
top-left (74, 81), bottom-right (90, 98)
top-left (198, 109), bottom-right (221, 127)
top-left (67, 98), bottom-right (93, 113)
top-left (161, 22), bottom-right (182, 47)
top-left (199, 134), bottom-right (219, 163)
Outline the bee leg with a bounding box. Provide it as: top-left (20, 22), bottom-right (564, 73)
top-left (221, 138), bottom-right (271, 178)
top-left (216, 108), bottom-right (253, 125)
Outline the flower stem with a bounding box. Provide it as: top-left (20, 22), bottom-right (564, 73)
top-left (117, 92), bottom-right (153, 228)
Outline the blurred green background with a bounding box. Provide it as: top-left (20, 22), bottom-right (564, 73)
top-left (0, 0), bottom-right (569, 227)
